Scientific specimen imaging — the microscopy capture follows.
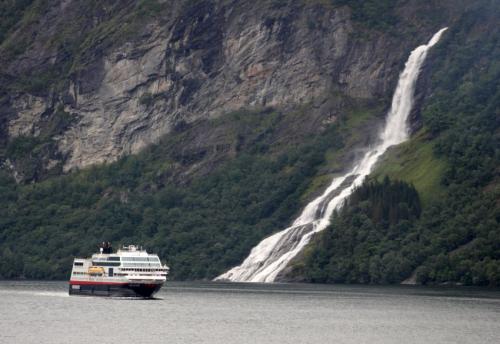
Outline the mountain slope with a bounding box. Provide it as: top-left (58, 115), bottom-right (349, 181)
top-left (285, 7), bottom-right (500, 285)
top-left (0, 0), bottom-right (497, 283)
top-left (1, 0), bottom-right (456, 179)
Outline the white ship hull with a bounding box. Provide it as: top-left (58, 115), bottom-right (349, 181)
top-left (69, 245), bottom-right (169, 298)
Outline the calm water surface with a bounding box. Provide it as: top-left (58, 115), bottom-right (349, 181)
top-left (0, 281), bottom-right (499, 344)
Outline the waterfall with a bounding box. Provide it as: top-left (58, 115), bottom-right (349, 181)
top-left (215, 28), bottom-right (448, 283)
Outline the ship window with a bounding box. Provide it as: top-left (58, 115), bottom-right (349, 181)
top-left (122, 257), bottom-right (149, 262)
top-left (108, 256), bottom-right (120, 261)
top-left (122, 262), bottom-right (152, 268)
top-left (92, 261), bottom-right (120, 267)
top-left (74, 262), bottom-right (84, 266)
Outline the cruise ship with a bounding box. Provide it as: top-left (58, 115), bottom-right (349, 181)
top-left (69, 244), bottom-right (169, 298)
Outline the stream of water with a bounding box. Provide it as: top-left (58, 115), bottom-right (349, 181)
top-left (216, 28), bottom-right (448, 283)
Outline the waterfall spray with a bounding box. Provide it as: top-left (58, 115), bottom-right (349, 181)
top-left (216, 28), bottom-right (448, 283)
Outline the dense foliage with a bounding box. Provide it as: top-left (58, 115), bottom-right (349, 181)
top-left (296, 178), bottom-right (421, 284)
top-left (412, 8), bottom-right (500, 285)
top-left (295, 9), bottom-right (500, 286)
top-left (0, 110), bottom-right (344, 280)
top-left (0, 1), bottom-right (497, 287)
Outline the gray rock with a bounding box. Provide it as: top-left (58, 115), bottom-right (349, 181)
top-left (0, 0), bottom-right (450, 175)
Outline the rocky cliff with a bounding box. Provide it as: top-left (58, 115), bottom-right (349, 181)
top-left (0, 0), bottom-right (497, 283)
top-left (0, 0), bottom-right (467, 181)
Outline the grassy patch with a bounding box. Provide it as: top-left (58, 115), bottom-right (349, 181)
top-left (371, 131), bottom-right (446, 205)
top-left (341, 106), bottom-right (377, 129)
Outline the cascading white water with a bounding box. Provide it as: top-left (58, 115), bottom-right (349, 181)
top-left (216, 28), bottom-right (448, 283)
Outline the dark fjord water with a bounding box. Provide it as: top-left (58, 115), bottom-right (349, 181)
top-left (0, 281), bottom-right (499, 344)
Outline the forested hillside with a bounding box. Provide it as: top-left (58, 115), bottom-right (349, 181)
top-left (0, 0), bottom-right (498, 284)
top-left (288, 8), bottom-right (500, 285)
top-left (0, 108), bottom-right (351, 279)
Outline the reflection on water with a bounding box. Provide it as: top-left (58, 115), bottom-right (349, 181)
top-left (0, 281), bottom-right (499, 344)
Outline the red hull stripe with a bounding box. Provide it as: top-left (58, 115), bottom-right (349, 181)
top-left (69, 280), bottom-right (128, 286)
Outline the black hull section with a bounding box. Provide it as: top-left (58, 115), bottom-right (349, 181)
top-left (69, 283), bottom-right (163, 298)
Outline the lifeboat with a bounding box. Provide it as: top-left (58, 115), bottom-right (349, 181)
top-left (88, 266), bottom-right (105, 275)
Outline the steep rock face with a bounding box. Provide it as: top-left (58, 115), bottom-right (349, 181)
top-left (0, 0), bottom-right (459, 178)
top-left (8, 94), bottom-right (50, 137)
